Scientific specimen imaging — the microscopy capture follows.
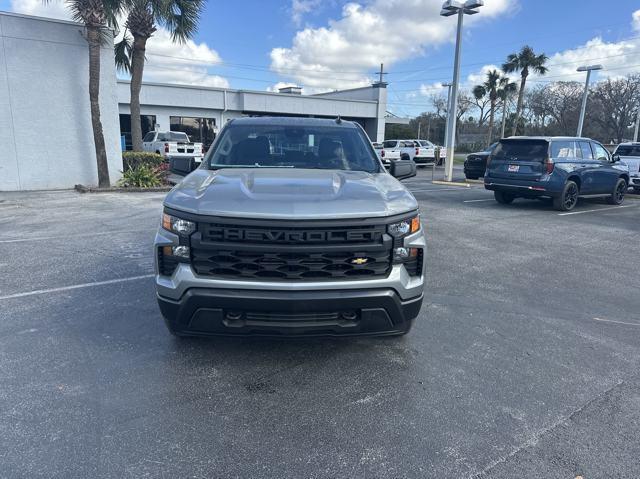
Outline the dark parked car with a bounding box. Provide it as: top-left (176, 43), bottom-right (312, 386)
top-left (464, 143), bottom-right (497, 179)
top-left (484, 137), bottom-right (630, 211)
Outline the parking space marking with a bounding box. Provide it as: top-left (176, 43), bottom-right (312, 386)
top-left (463, 198), bottom-right (494, 203)
top-left (557, 205), bottom-right (634, 216)
top-left (594, 317), bottom-right (640, 327)
top-left (0, 274), bottom-right (155, 301)
top-left (0, 229), bottom-right (153, 244)
top-left (409, 187), bottom-right (476, 193)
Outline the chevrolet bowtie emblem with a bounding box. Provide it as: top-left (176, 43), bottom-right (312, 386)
top-left (350, 257), bottom-right (369, 265)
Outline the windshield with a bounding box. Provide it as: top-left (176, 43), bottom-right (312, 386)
top-left (207, 123), bottom-right (381, 172)
top-left (615, 145), bottom-right (640, 156)
top-left (158, 132), bottom-right (189, 142)
top-left (383, 140), bottom-right (398, 148)
top-left (493, 139), bottom-right (548, 162)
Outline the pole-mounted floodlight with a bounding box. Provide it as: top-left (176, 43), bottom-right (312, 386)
top-left (576, 64), bottom-right (603, 137)
top-left (440, 0), bottom-right (483, 181)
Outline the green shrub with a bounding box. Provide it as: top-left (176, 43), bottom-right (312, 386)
top-left (117, 164), bottom-right (163, 188)
top-left (122, 151), bottom-right (164, 171)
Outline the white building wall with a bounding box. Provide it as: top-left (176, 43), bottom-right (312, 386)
top-left (0, 12), bottom-right (122, 191)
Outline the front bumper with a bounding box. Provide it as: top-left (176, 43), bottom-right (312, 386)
top-left (158, 288), bottom-right (423, 337)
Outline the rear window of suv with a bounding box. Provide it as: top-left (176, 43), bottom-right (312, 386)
top-left (615, 145), bottom-right (640, 156)
top-left (492, 139), bottom-right (549, 162)
top-left (383, 141), bottom-right (398, 148)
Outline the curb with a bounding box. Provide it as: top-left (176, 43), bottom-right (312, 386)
top-left (75, 184), bottom-right (172, 193)
top-left (431, 180), bottom-right (471, 188)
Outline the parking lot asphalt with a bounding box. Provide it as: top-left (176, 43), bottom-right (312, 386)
top-left (1, 170), bottom-right (640, 478)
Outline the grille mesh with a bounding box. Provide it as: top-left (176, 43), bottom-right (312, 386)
top-left (192, 248), bottom-right (391, 280)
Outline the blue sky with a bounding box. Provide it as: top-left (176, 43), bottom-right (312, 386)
top-left (3, 0), bottom-right (640, 116)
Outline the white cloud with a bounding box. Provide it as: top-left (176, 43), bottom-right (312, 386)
top-left (135, 28), bottom-right (229, 88)
top-left (271, 0), bottom-right (516, 90)
top-left (291, 0), bottom-right (323, 27)
top-left (633, 9), bottom-right (640, 31)
top-left (10, 0), bottom-right (229, 88)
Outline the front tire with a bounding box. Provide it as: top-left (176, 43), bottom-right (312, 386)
top-left (606, 178), bottom-right (627, 205)
top-left (553, 180), bottom-right (579, 211)
top-left (494, 190), bottom-right (515, 204)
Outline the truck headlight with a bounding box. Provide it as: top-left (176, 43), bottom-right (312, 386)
top-left (388, 216), bottom-right (420, 238)
top-left (162, 213), bottom-right (196, 236)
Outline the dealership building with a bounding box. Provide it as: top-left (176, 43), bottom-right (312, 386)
top-left (0, 11), bottom-right (403, 191)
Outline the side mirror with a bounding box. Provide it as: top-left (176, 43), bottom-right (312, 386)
top-left (612, 154), bottom-right (621, 163)
top-left (169, 157), bottom-right (200, 176)
top-left (389, 159), bottom-right (417, 180)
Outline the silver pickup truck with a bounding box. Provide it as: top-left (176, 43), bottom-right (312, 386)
top-left (613, 142), bottom-right (640, 192)
top-left (155, 117), bottom-right (425, 337)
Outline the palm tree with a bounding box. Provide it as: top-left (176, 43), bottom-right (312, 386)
top-left (497, 76), bottom-right (517, 139)
top-left (116, 0), bottom-right (206, 151)
top-left (473, 70), bottom-right (503, 146)
top-left (502, 45), bottom-right (548, 136)
top-left (45, 0), bottom-right (124, 187)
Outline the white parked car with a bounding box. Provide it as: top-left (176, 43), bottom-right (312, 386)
top-left (612, 142), bottom-right (640, 192)
top-left (383, 139), bottom-right (436, 166)
top-left (372, 142), bottom-right (401, 167)
top-left (142, 131), bottom-right (204, 161)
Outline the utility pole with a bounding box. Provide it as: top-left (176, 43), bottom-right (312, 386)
top-left (417, 122), bottom-right (421, 140)
top-left (634, 106), bottom-right (640, 142)
top-left (576, 64), bottom-right (602, 137)
top-left (500, 95), bottom-right (508, 139)
top-left (375, 63), bottom-right (387, 85)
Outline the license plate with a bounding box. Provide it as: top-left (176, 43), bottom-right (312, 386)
top-left (508, 164), bottom-right (520, 172)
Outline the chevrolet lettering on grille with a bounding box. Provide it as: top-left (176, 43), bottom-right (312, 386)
top-left (205, 227), bottom-right (381, 243)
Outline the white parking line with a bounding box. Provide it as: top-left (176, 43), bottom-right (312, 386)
top-left (0, 274), bottom-right (155, 301)
top-left (558, 205), bottom-right (634, 216)
top-left (0, 229), bottom-right (153, 244)
top-left (409, 187), bottom-right (472, 193)
top-left (594, 317), bottom-right (640, 327)
top-left (463, 198), bottom-right (494, 203)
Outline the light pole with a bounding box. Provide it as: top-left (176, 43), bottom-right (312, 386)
top-left (442, 82), bottom-right (453, 152)
top-left (634, 107), bottom-right (640, 142)
top-left (441, 0), bottom-right (483, 182)
top-left (576, 64), bottom-right (602, 137)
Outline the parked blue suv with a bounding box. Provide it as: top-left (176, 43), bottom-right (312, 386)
top-left (484, 137), bottom-right (630, 211)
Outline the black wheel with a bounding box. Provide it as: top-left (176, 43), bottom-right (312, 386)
top-left (553, 180), bottom-right (579, 211)
top-left (466, 175), bottom-right (479, 180)
top-left (633, 187), bottom-right (640, 194)
top-left (607, 178), bottom-right (627, 205)
top-left (494, 190), bottom-right (515, 204)
top-left (400, 153), bottom-right (411, 161)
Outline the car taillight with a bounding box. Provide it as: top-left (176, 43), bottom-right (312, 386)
top-left (164, 143), bottom-right (169, 153)
top-left (544, 157), bottom-right (554, 174)
top-left (381, 150), bottom-right (385, 157)
top-left (415, 148), bottom-right (419, 155)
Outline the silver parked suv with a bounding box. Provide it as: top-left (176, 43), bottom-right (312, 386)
top-left (155, 117), bottom-right (425, 337)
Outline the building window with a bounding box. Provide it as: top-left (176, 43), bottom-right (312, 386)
top-left (170, 116), bottom-right (217, 151)
top-left (119, 114), bottom-right (156, 151)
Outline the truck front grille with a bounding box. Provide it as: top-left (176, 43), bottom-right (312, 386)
top-left (191, 221), bottom-right (392, 281)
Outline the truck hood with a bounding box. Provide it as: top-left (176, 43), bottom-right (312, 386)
top-left (620, 156), bottom-right (640, 175)
top-left (164, 168), bottom-right (418, 219)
